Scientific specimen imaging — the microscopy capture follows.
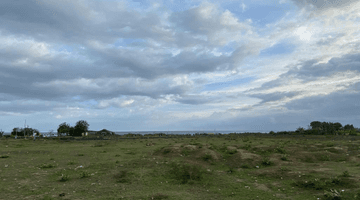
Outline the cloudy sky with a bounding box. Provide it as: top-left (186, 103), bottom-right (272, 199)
top-left (1, 0), bottom-right (360, 133)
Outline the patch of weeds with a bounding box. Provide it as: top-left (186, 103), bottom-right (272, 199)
top-left (323, 189), bottom-right (342, 200)
top-left (115, 154), bottom-right (121, 157)
top-left (341, 170), bottom-right (350, 177)
top-left (113, 170), bottom-right (130, 183)
top-left (79, 171), bottom-right (91, 178)
top-left (242, 137), bottom-right (250, 142)
top-left (181, 149), bottom-right (190, 156)
top-left (93, 142), bottom-right (103, 147)
top-left (226, 167), bottom-right (236, 174)
top-left (102, 150), bottom-right (107, 153)
top-left (149, 193), bottom-right (169, 200)
top-left (280, 166), bottom-right (290, 171)
top-left (326, 142), bottom-right (335, 147)
top-left (125, 151), bottom-right (136, 155)
top-left (42, 195), bottom-right (54, 200)
top-left (59, 174), bottom-right (70, 182)
top-left (115, 160), bottom-right (120, 164)
top-left (67, 161), bottom-right (76, 165)
top-left (167, 162), bottom-right (203, 184)
top-left (241, 144), bottom-right (252, 150)
top-left (240, 164), bottom-right (251, 169)
top-left (49, 158), bottom-right (54, 160)
top-left (162, 148), bottom-right (172, 154)
top-left (303, 156), bottom-right (315, 163)
top-left (261, 156), bottom-right (273, 166)
top-left (317, 153), bottom-right (331, 161)
top-left (281, 154), bottom-right (289, 161)
top-left (274, 147), bottom-right (287, 154)
top-left (227, 149), bottom-right (237, 154)
top-left (0, 155), bottom-right (9, 158)
top-left (78, 154), bottom-right (84, 156)
top-left (202, 154), bottom-right (212, 161)
top-left (39, 163), bottom-right (56, 169)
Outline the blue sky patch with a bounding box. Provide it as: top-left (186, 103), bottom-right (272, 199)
top-left (259, 41), bottom-right (296, 57)
top-left (202, 76), bottom-right (255, 91)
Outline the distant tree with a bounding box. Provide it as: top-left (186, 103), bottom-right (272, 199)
top-left (344, 124), bottom-right (355, 130)
top-left (73, 120), bottom-right (89, 136)
top-left (295, 127), bottom-right (305, 134)
top-left (57, 122), bottom-right (71, 136)
top-left (0, 129), bottom-right (4, 137)
top-left (332, 122), bottom-right (343, 131)
top-left (310, 121), bottom-right (322, 130)
top-left (96, 129), bottom-right (114, 136)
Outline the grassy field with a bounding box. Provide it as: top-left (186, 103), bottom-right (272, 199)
top-left (0, 134), bottom-right (359, 200)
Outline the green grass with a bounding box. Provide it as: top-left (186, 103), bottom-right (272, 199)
top-left (0, 134), bottom-right (359, 199)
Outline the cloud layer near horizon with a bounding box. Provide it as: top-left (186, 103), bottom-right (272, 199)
top-left (1, 0), bottom-right (360, 132)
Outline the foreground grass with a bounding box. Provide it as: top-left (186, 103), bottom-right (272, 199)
top-left (0, 134), bottom-right (359, 200)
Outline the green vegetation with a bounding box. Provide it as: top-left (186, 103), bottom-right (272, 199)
top-left (0, 132), bottom-right (359, 199)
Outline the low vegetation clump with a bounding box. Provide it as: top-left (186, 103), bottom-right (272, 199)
top-left (114, 170), bottom-right (130, 183)
top-left (39, 163), bottom-right (56, 169)
top-left (59, 174), bottom-right (70, 182)
top-left (0, 155), bottom-right (9, 158)
top-left (79, 171), bottom-right (91, 178)
top-left (167, 162), bottom-right (204, 184)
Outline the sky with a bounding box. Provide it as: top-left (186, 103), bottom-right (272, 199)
top-left (1, 0), bottom-right (360, 133)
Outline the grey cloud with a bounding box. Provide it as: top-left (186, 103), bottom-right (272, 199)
top-left (290, 0), bottom-right (358, 11)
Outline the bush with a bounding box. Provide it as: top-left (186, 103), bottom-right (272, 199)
top-left (342, 170), bottom-right (350, 177)
top-left (323, 189), bottom-right (342, 200)
top-left (39, 163), bottom-right (56, 169)
top-left (261, 157), bottom-right (273, 166)
top-left (167, 162), bottom-right (203, 184)
top-left (274, 147), bottom-right (287, 154)
top-left (79, 171), bottom-right (91, 178)
top-left (0, 155), bottom-right (9, 158)
top-left (281, 154), bottom-right (289, 161)
top-left (240, 164), bottom-right (251, 169)
top-left (59, 174), bottom-right (70, 182)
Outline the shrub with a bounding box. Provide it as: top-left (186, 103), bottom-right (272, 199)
top-left (79, 171), bottom-right (91, 178)
top-left (181, 149), bottom-right (190, 156)
top-left (261, 157), bottom-right (273, 166)
top-left (67, 161), bottom-right (76, 165)
top-left (167, 162), bottom-right (203, 184)
top-left (274, 147), bottom-right (286, 154)
top-left (227, 149), bottom-right (237, 154)
top-left (202, 154), bottom-right (212, 161)
top-left (323, 189), bottom-right (342, 200)
top-left (281, 154), bottom-right (289, 161)
top-left (114, 170), bottom-right (130, 183)
top-left (342, 170), bottom-right (350, 177)
top-left (0, 155), bottom-right (9, 158)
top-left (39, 163), bottom-right (56, 169)
top-left (78, 154), bottom-right (84, 156)
top-left (240, 164), bottom-right (251, 169)
top-left (59, 174), bottom-right (70, 182)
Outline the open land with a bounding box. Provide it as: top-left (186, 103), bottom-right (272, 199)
top-left (0, 134), bottom-right (360, 200)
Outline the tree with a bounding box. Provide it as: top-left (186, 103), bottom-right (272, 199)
top-left (57, 122), bottom-right (71, 136)
top-left (0, 129), bottom-right (4, 137)
top-left (310, 121), bottom-right (322, 130)
top-left (344, 124), bottom-right (354, 130)
top-left (73, 120), bottom-right (89, 136)
top-left (332, 122), bottom-right (343, 131)
top-left (96, 129), bottom-right (114, 136)
top-left (295, 127), bottom-right (305, 134)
